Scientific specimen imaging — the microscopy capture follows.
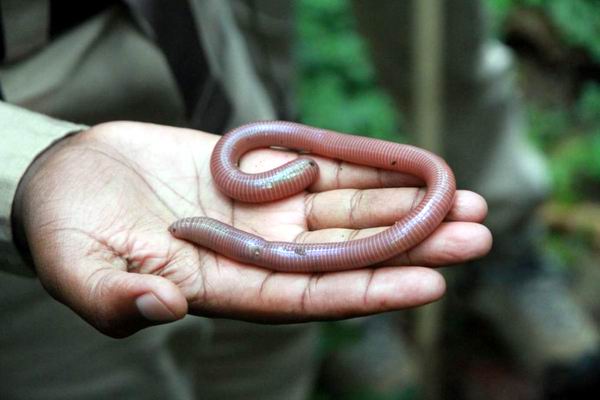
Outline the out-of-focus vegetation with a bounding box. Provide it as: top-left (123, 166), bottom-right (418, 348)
top-left (530, 84), bottom-right (600, 204)
top-left (490, 0), bottom-right (600, 58)
top-left (297, 0), bottom-right (401, 139)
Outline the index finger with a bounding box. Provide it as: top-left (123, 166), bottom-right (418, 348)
top-left (241, 149), bottom-right (424, 191)
top-left (305, 189), bottom-right (487, 230)
top-left (308, 155), bottom-right (424, 192)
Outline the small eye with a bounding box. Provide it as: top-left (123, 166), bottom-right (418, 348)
top-left (294, 247), bottom-right (307, 256)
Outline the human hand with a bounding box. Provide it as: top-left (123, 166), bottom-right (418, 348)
top-left (13, 121), bottom-right (491, 337)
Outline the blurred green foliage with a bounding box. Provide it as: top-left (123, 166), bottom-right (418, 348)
top-left (489, 0), bottom-right (600, 59)
top-left (528, 83), bottom-right (600, 203)
top-left (297, 0), bottom-right (401, 139)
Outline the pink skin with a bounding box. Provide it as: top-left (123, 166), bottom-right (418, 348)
top-left (169, 121), bottom-right (456, 272)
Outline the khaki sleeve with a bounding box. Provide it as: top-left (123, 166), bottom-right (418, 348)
top-left (0, 101), bottom-right (87, 276)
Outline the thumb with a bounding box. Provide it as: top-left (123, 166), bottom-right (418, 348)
top-left (50, 266), bottom-right (188, 338)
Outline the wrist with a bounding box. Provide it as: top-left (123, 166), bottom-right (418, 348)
top-left (10, 129), bottom-right (87, 269)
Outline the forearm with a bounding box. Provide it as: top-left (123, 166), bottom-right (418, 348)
top-left (0, 101), bottom-right (87, 276)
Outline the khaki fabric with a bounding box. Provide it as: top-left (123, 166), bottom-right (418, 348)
top-left (231, 0), bottom-right (297, 119)
top-left (0, 103), bottom-right (87, 276)
top-left (0, 0), bottom-right (49, 61)
top-left (0, 2), bottom-right (317, 400)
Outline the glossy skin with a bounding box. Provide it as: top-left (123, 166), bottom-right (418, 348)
top-left (169, 121), bottom-right (456, 272)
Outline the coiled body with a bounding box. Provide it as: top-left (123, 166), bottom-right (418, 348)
top-left (169, 121), bottom-right (456, 272)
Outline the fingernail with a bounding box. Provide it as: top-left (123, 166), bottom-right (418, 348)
top-left (135, 292), bottom-right (177, 322)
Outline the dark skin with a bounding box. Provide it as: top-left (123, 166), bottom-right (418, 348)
top-left (13, 121), bottom-right (492, 337)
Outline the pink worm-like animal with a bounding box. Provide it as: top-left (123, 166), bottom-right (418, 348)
top-left (168, 121), bottom-right (456, 272)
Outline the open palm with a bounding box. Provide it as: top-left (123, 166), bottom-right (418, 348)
top-left (14, 121), bottom-right (491, 337)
